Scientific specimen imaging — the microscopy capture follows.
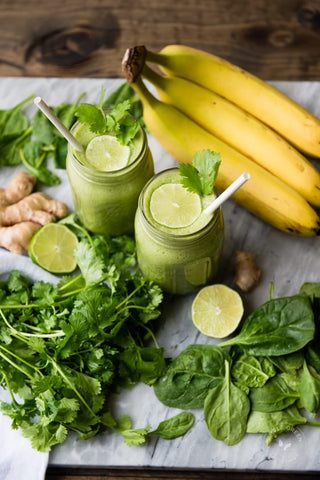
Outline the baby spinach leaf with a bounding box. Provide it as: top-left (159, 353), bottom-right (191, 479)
top-left (247, 405), bottom-right (307, 435)
top-left (153, 344), bottom-right (228, 409)
top-left (231, 353), bottom-right (276, 389)
top-left (204, 359), bottom-right (250, 446)
top-left (151, 412), bottom-right (194, 440)
top-left (269, 351), bottom-right (304, 374)
top-left (118, 346), bottom-right (166, 386)
top-left (250, 373), bottom-right (300, 412)
top-left (219, 295), bottom-right (315, 356)
top-left (299, 361), bottom-right (320, 414)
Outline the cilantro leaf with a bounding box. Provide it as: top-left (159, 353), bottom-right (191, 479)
top-left (179, 150), bottom-right (222, 196)
top-left (75, 103), bottom-right (107, 134)
top-left (178, 163), bottom-right (203, 195)
top-left (193, 150), bottom-right (221, 195)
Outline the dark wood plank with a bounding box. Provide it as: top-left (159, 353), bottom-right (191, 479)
top-left (0, 0), bottom-right (320, 79)
top-left (45, 467), bottom-right (320, 480)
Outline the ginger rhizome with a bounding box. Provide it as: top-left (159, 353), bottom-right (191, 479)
top-left (235, 250), bottom-right (262, 292)
top-left (0, 171), bottom-right (68, 254)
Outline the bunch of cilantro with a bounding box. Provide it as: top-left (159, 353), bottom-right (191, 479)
top-left (0, 215), bottom-right (194, 451)
top-left (0, 82), bottom-right (144, 185)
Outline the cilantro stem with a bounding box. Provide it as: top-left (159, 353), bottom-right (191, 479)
top-left (116, 304), bottom-right (151, 316)
top-left (58, 274), bottom-right (83, 292)
top-left (0, 309), bottom-right (64, 338)
top-left (21, 322), bottom-right (65, 337)
top-left (115, 284), bottom-right (144, 310)
top-left (0, 344), bottom-right (43, 376)
top-left (0, 350), bottom-right (33, 380)
top-left (48, 356), bottom-right (98, 419)
top-left (2, 372), bottom-right (19, 406)
top-left (307, 422), bottom-right (320, 427)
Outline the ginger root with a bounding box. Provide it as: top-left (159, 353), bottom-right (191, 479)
top-left (235, 250), bottom-right (262, 292)
top-left (0, 222), bottom-right (42, 255)
top-left (0, 171), bottom-right (68, 254)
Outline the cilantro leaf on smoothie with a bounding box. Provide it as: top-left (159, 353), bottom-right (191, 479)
top-left (179, 149), bottom-right (222, 196)
top-left (75, 94), bottom-right (140, 146)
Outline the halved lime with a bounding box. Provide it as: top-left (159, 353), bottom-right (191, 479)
top-left (150, 183), bottom-right (202, 228)
top-left (85, 134), bottom-right (130, 171)
top-left (191, 284), bottom-right (244, 338)
top-left (28, 223), bottom-right (78, 274)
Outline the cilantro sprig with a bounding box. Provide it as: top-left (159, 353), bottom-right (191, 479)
top-left (178, 150), bottom-right (222, 196)
top-left (75, 87), bottom-right (140, 145)
top-left (0, 216), bottom-right (195, 452)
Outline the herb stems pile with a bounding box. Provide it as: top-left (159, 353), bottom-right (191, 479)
top-left (0, 214), bottom-right (194, 451)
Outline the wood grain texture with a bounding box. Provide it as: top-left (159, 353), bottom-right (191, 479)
top-left (45, 467), bottom-right (320, 479)
top-left (0, 0), bottom-right (320, 79)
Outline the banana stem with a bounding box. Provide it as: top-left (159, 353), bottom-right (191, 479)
top-left (130, 76), bottom-right (157, 107)
top-left (122, 45), bottom-right (147, 83)
top-left (142, 64), bottom-right (166, 89)
top-left (145, 49), bottom-right (166, 67)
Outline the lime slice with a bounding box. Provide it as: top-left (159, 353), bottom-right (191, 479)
top-left (28, 223), bottom-right (78, 274)
top-left (150, 183), bottom-right (202, 228)
top-left (191, 284), bottom-right (244, 338)
top-left (85, 134), bottom-right (130, 171)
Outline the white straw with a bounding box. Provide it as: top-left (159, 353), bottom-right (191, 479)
top-left (33, 96), bottom-right (83, 152)
top-left (203, 172), bottom-right (250, 215)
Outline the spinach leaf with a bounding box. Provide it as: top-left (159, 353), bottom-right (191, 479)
top-left (250, 373), bottom-right (300, 412)
top-left (299, 361), bottom-right (320, 414)
top-left (219, 295), bottom-right (315, 356)
top-left (153, 344), bottom-right (228, 409)
top-left (118, 346), bottom-right (167, 386)
top-left (247, 405), bottom-right (307, 435)
top-left (269, 351), bottom-right (304, 374)
top-left (151, 412), bottom-right (194, 440)
top-left (231, 353), bottom-right (276, 389)
top-left (204, 359), bottom-right (250, 446)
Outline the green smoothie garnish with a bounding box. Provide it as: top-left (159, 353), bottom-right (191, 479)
top-left (178, 150), bottom-right (221, 196)
top-left (75, 90), bottom-right (140, 146)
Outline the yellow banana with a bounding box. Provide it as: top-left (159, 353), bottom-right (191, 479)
top-left (142, 64), bottom-right (320, 207)
top-left (144, 44), bottom-right (320, 158)
top-left (121, 53), bottom-right (320, 236)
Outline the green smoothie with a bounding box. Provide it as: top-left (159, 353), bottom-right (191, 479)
top-left (67, 122), bottom-right (154, 235)
top-left (135, 168), bottom-right (224, 295)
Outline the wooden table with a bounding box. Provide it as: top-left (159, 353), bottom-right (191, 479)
top-left (1, 0), bottom-right (320, 478)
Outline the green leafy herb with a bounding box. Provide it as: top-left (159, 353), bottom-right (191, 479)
top-left (0, 219), bottom-right (168, 452)
top-left (75, 88), bottom-right (140, 146)
top-left (178, 149), bottom-right (221, 196)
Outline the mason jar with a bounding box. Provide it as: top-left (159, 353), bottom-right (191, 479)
top-left (66, 125), bottom-right (154, 236)
top-left (134, 169), bottom-right (224, 295)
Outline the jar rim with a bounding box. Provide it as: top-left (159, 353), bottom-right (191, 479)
top-left (138, 167), bottom-right (222, 243)
top-left (68, 124), bottom-right (147, 179)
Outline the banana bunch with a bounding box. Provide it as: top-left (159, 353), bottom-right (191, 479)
top-left (122, 45), bottom-right (320, 236)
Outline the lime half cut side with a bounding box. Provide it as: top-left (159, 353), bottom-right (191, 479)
top-left (150, 183), bottom-right (202, 228)
top-left (191, 284), bottom-right (244, 338)
top-left (85, 134), bottom-right (130, 172)
top-left (29, 223), bottom-right (78, 274)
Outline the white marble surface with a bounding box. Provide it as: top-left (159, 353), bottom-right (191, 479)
top-left (1, 77), bottom-right (320, 473)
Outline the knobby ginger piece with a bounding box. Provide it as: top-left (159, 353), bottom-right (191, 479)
top-left (0, 222), bottom-right (41, 255)
top-left (0, 171), bottom-right (68, 254)
top-left (0, 171), bottom-right (36, 207)
top-left (0, 192), bottom-right (68, 226)
top-left (235, 250), bottom-right (262, 292)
